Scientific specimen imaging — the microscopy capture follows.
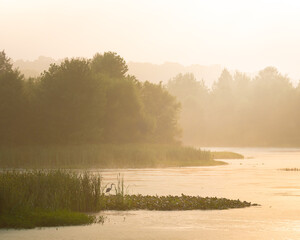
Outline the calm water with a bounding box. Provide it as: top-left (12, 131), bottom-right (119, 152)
top-left (1, 148), bottom-right (300, 240)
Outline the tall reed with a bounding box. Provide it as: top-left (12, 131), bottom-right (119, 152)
top-left (0, 170), bottom-right (255, 219)
top-left (0, 144), bottom-right (214, 168)
top-left (0, 170), bottom-right (102, 213)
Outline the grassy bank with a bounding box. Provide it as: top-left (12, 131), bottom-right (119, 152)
top-left (212, 151), bottom-right (244, 159)
top-left (0, 144), bottom-right (223, 169)
top-left (0, 170), bottom-right (255, 229)
top-left (0, 209), bottom-right (96, 229)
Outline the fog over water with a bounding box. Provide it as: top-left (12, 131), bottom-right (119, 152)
top-left (1, 0), bottom-right (300, 238)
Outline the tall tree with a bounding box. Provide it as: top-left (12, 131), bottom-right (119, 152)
top-left (0, 51), bottom-right (24, 144)
top-left (142, 81), bottom-right (181, 143)
top-left (167, 73), bottom-right (209, 144)
top-left (38, 58), bottom-right (106, 143)
top-left (102, 76), bottom-right (147, 143)
top-left (91, 52), bottom-right (128, 79)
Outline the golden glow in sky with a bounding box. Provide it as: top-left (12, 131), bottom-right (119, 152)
top-left (1, 0), bottom-right (300, 81)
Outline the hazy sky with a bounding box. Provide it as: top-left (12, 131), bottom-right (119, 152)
top-left (1, 0), bottom-right (300, 82)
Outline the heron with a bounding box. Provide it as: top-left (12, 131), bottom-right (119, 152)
top-left (105, 183), bottom-right (115, 194)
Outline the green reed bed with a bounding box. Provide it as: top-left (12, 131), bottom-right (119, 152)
top-left (0, 170), bottom-right (102, 212)
top-left (212, 151), bottom-right (244, 159)
top-left (0, 170), bottom-right (255, 229)
top-left (0, 144), bottom-right (221, 169)
top-left (0, 170), bottom-right (103, 228)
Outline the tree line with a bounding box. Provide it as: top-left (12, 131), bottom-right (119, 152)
top-left (3, 49), bottom-right (299, 147)
top-left (168, 68), bottom-right (300, 147)
top-left (0, 51), bottom-right (180, 145)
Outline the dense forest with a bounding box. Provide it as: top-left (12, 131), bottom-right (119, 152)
top-left (0, 51), bottom-right (180, 145)
top-left (2, 50), bottom-right (300, 147)
top-left (168, 70), bottom-right (300, 147)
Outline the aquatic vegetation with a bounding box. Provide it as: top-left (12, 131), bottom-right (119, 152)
top-left (279, 168), bottom-right (300, 171)
top-left (0, 144), bottom-right (220, 168)
top-left (0, 170), bottom-right (102, 212)
top-left (0, 170), bottom-right (256, 229)
top-left (0, 170), bottom-right (103, 229)
top-left (101, 194), bottom-right (252, 211)
top-left (212, 151), bottom-right (244, 159)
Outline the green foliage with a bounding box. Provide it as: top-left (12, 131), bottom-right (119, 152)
top-left (0, 51), bottom-right (25, 144)
top-left (91, 51), bottom-right (128, 78)
top-left (103, 76), bottom-right (147, 143)
top-left (142, 81), bottom-right (181, 143)
top-left (38, 58), bottom-right (106, 143)
top-left (0, 170), bottom-right (102, 212)
top-left (0, 144), bottom-right (217, 168)
top-left (0, 170), bottom-right (101, 228)
top-left (0, 51), bottom-right (180, 145)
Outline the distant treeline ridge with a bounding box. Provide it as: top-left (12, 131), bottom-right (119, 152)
top-left (167, 70), bottom-right (300, 146)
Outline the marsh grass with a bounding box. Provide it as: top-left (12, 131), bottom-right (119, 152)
top-left (0, 144), bottom-right (218, 168)
top-left (212, 151), bottom-right (244, 159)
top-left (114, 173), bottom-right (127, 196)
top-left (0, 170), bottom-right (102, 213)
top-left (0, 170), bottom-right (103, 228)
top-left (0, 170), bottom-right (255, 228)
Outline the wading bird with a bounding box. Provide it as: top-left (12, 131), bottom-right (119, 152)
top-left (105, 183), bottom-right (115, 194)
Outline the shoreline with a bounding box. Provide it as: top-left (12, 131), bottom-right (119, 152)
top-left (0, 144), bottom-right (237, 169)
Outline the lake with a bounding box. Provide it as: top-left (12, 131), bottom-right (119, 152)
top-left (1, 148), bottom-right (300, 240)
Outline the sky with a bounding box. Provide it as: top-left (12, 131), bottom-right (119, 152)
top-left (1, 0), bottom-right (300, 82)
